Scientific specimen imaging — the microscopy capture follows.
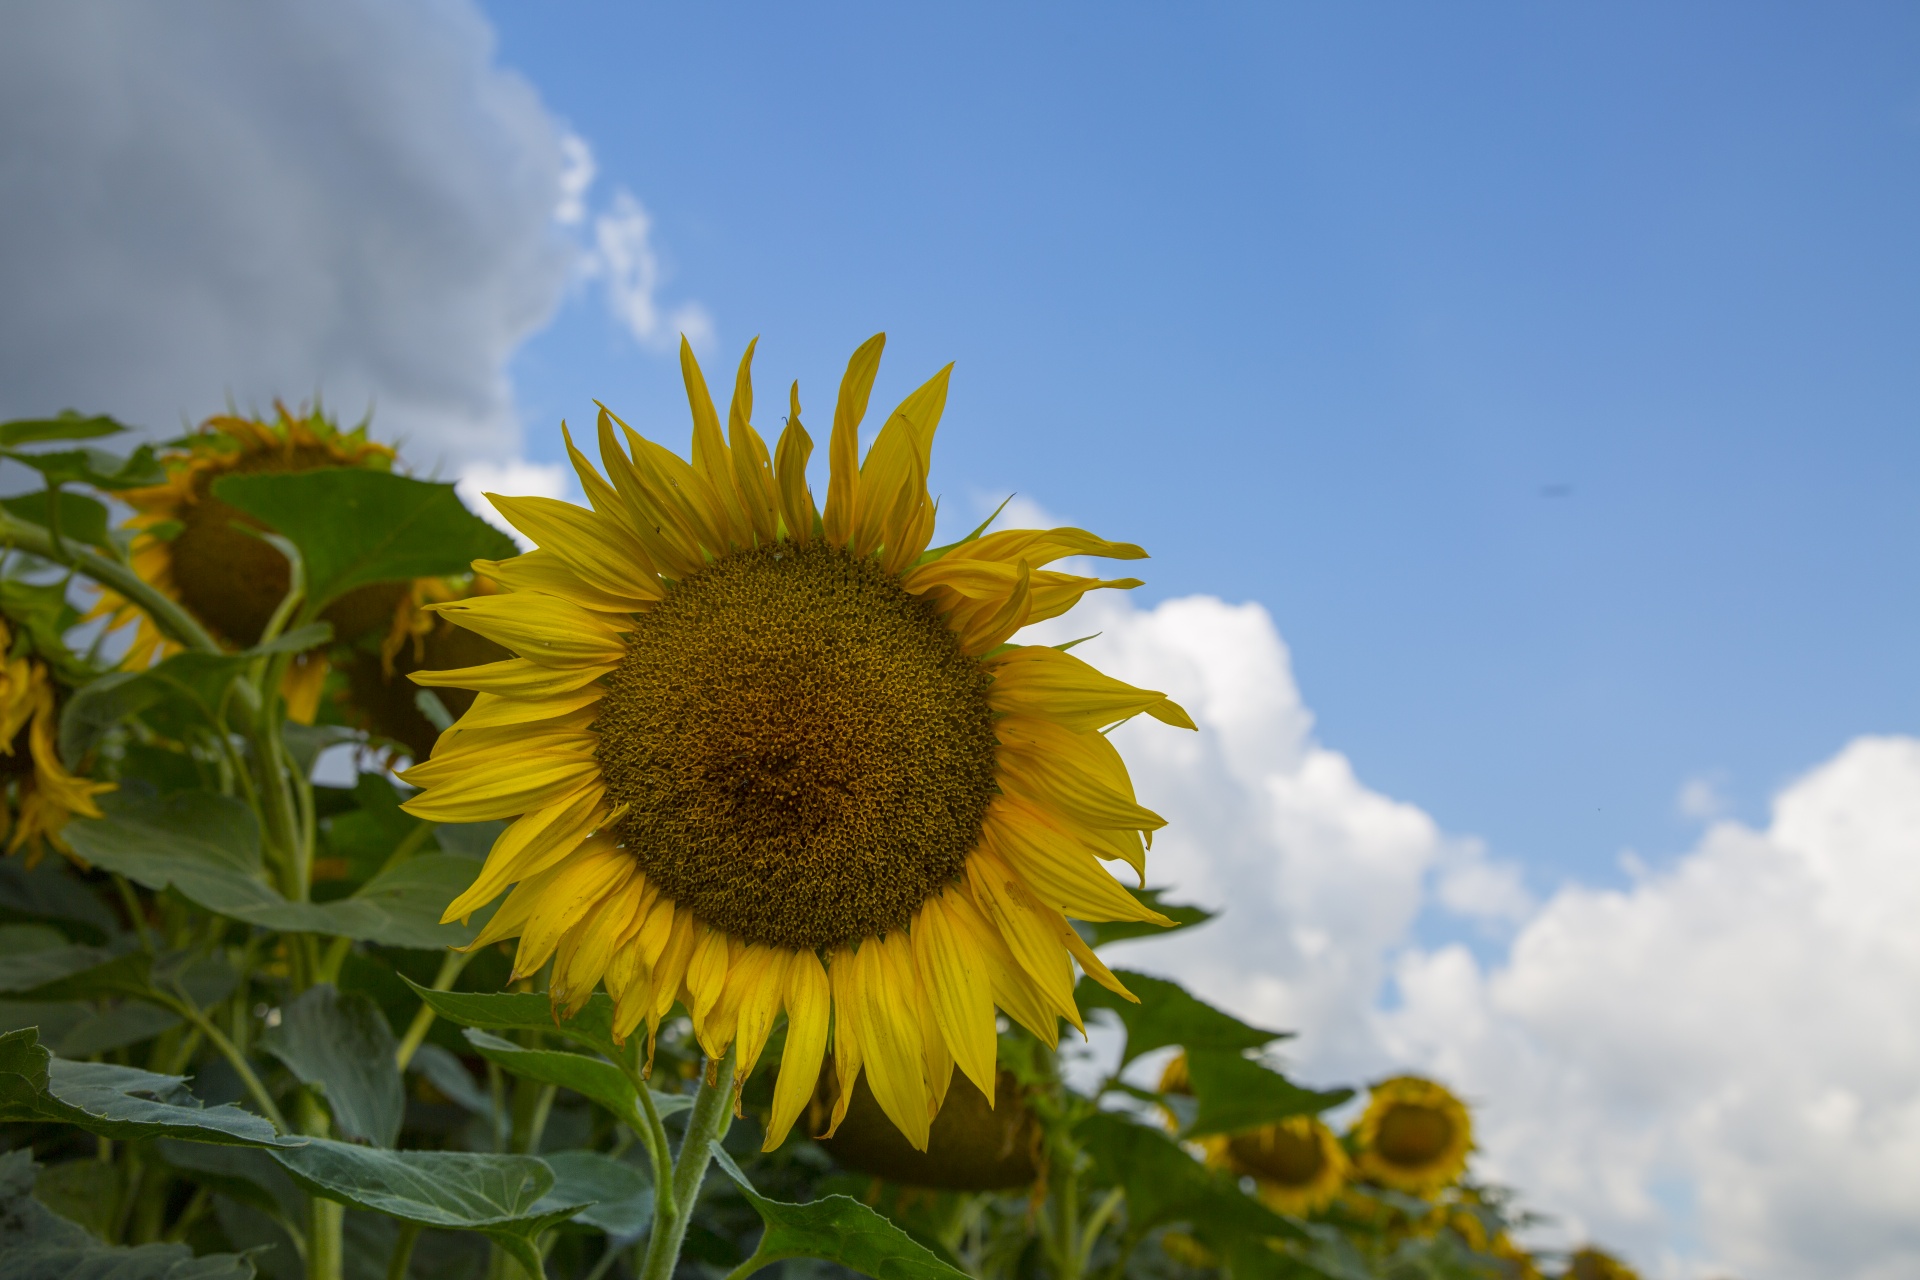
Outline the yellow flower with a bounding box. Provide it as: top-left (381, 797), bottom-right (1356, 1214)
top-left (1564, 1247), bottom-right (1639, 1280)
top-left (1204, 1116), bottom-right (1349, 1216)
top-left (0, 622), bottom-right (112, 867)
top-left (91, 405), bottom-right (399, 722)
top-left (1352, 1075), bottom-right (1474, 1195)
top-left (400, 335), bottom-right (1194, 1153)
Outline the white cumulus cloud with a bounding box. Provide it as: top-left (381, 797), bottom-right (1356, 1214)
top-left (1020, 586), bottom-right (1920, 1280)
top-left (456, 458), bottom-right (575, 549)
top-left (580, 189), bottom-right (715, 353)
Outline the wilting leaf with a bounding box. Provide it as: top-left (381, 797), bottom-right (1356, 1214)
top-left (269, 1138), bottom-right (583, 1275)
top-left (1181, 1048), bottom-right (1354, 1138)
top-left (540, 1150), bottom-right (652, 1239)
top-left (708, 1145), bottom-right (970, 1280)
top-left (1076, 970), bottom-right (1286, 1065)
top-left (0, 1149), bottom-right (255, 1280)
top-left (1083, 887), bottom-right (1214, 948)
top-left (213, 470), bottom-right (517, 611)
top-left (0, 490), bottom-right (112, 551)
top-left (64, 788), bottom-right (492, 948)
top-left (261, 985), bottom-right (404, 1148)
top-left (464, 1029), bottom-right (638, 1124)
top-left (0, 1028), bottom-right (292, 1148)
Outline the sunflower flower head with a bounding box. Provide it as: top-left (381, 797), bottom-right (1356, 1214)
top-left (400, 334), bottom-right (1195, 1152)
top-left (0, 613), bottom-right (112, 867)
top-left (340, 575), bottom-right (512, 759)
top-left (91, 403), bottom-right (399, 721)
top-left (1353, 1074), bottom-right (1475, 1195)
top-left (1204, 1114), bottom-right (1350, 1216)
top-left (1564, 1247), bottom-right (1639, 1280)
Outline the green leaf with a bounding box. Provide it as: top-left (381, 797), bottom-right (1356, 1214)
top-left (0, 1149), bottom-right (255, 1280)
top-left (464, 1028), bottom-right (637, 1122)
top-left (708, 1145), bottom-right (971, 1280)
top-left (5, 443), bottom-right (164, 490)
top-left (0, 925), bottom-right (146, 1000)
top-left (0, 412), bottom-right (127, 447)
top-left (213, 469), bottom-right (517, 611)
top-left (0, 999), bottom-right (179, 1057)
top-left (64, 788), bottom-right (493, 948)
top-left (406, 1044), bottom-right (492, 1116)
top-left (0, 1028), bottom-right (292, 1147)
top-left (1083, 887), bottom-right (1214, 948)
top-left (153, 1139), bottom-right (306, 1229)
top-left (261, 985), bottom-right (403, 1147)
top-left (269, 1138), bottom-right (582, 1275)
top-left (402, 981), bottom-right (623, 1064)
top-left (1073, 1112), bottom-right (1294, 1244)
top-left (539, 1150), bottom-right (652, 1239)
top-left (0, 854), bottom-right (117, 942)
top-left (0, 490), bottom-right (112, 551)
top-left (1181, 1049), bottom-right (1354, 1138)
top-left (1076, 970), bottom-right (1286, 1065)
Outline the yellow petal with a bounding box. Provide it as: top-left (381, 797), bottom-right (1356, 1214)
top-left (1051, 907), bottom-right (1137, 1003)
top-left (822, 334), bottom-right (884, 547)
top-left (513, 837), bottom-right (632, 977)
top-left (950, 526), bottom-right (1147, 568)
top-left (773, 386), bottom-right (817, 544)
top-left (729, 945), bottom-right (790, 1086)
top-left (681, 338), bottom-right (752, 548)
top-left (728, 344), bottom-right (780, 546)
top-left (428, 594), bottom-right (627, 668)
top-left (440, 782), bottom-right (607, 922)
top-left (595, 410), bottom-right (706, 579)
top-left (686, 925), bottom-right (733, 1057)
top-left (475, 548), bottom-right (661, 612)
top-left (964, 849), bottom-right (1081, 1034)
top-left (851, 934), bottom-right (932, 1151)
top-left (986, 644), bottom-right (1195, 732)
top-left (987, 795), bottom-right (1172, 926)
top-left (486, 494), bottom-right (663, 603)
top-left (765, 950), bottom-right (830, 1150)
top-left (411, 657), bottom-right (612, 698)
top-left (825, 947), bottom-right (864, 1137)
top-left (911, 891), bottom-right (998, 1100)
top-left (398, 753), bottom-right (601, 823)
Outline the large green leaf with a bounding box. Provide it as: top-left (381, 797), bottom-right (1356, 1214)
top-left (5, 444), bottom-right (164, 490)
top-left (0, 999), bottom-right (178, 1057)
top-left (1083, 887), bottom-right (1214, 948)
top-left (1073, 1112), bottom-right (1294, 1244)
top-left (0, 412), bottom-right (127, 447)
top-left (0, 1029), bottom-right (292, 1147)
top-left (213, 470), bottom-right (517, 610)
top-left (0, 1149), bottom-right (255, 1280)
top-left (269, 1138), bottom-right (583, 1274)
top-left (0, 490), bottom-right (112, 551)
top-left (464, 1028), bottom-right (638, 1123)
top-left (540, 1150), bottom-right (652, 1239)
top-left (1076, 970), bottom-right (1286, 1065)
top-left (64, 787), bottom-right (491, 948)
top-left (0, 925), bottom-right (132, 995)
top-left (709, 1145), bottom-right (970, 1280)
top-left (0, 857), bottom-right (117, 941)
top-left (261, 985), bottom-right (403, 1147)
top-left (154, 1140), bottom-right (307, 1231)
top-left (1182, 1049), bottom-right (1353, 1139)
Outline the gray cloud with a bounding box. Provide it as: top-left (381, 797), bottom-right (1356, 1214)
top-left (0, 0), bottom-right (574, 467)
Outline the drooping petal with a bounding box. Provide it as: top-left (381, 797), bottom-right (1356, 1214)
top-left (765, 950), bottom-right (830, 1151)
top-left (987, 795), bottom-right (1172, 926)
top-left (427, 594), bottom-right (628, 668)
top-left (911, 890), bottom-right (999, 1100)
top-left (411, 657), bottom-right (612, 699)
top-left (440, 782), bottom-right (607, 922)
top-left (475, 548), bottom-right (660, 612)
top-left (850, 934), bottom-right (931, 1150)
top-left (986, 644), bottom-right (1196, 732)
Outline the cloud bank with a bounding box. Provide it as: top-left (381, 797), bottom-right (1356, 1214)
top-left (0, 0), bottom-right (707, 477)
top-left (1026, 592), bottom-right (1920, 1280)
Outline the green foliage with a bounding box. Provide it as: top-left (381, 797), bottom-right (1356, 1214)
top-left (211, 469), bottom-right (517, 610)
top-left (0, 1149), bottom-right (255, 1280)
top-left (1078, 969), bottom-right (1287, 1064)
top-left (260, 985), bottom-right (404, 1147)
top-left (1181, 1049), bottom-right (1353, 1139)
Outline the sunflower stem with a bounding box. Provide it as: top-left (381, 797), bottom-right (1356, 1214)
top-left (394, 948), bottom-right (472, 1071)
top-left (0, 511), bottom-right (223, 653)
top-left (640, 1045), bottom-right (735, 1280)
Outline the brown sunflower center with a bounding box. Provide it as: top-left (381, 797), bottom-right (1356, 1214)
top-left (1374, 1104), bottom-right (1454, 1167)
top-left (594, 540), bottom-right (998, 951)
top-left (1229, 1126), bottom-right (1328, 1187)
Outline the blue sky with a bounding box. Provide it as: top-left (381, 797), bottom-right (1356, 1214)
top-left (489, 1), bottom-right (1920, 891)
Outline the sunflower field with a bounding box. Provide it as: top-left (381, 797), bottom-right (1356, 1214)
top-left (0, 340), bottom-right (1634, 1280)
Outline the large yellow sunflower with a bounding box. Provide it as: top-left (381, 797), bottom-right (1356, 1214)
top-left (341, 575), bottom-right (512, 759)
top-left (400, 334), bottom-right (1193, 1152)
top-left (1352, 1075), bottom-right (1475, 1195)
top-left (0, 620), bottom-right (113, 867)
top-left (92, 405), bottom-right (399, 722)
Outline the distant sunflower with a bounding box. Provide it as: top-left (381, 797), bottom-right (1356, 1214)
top-left (0, 620), bottom-right (112, 866)
top-left (1205, 1116), bottom-right (1349, 1216)
top-left (1564, 1247), bottom-right (1639, 1280)
top-left (91, 405), bottom-right (400, 722)
top-left (1352, 1075), bottom-right (1474, 1195)
top-left (401, 335), bottom-right (1194, 1152)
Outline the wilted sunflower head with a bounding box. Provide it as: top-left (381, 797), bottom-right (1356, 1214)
top-left (818, 1067), bottom-right (1039, 1190)
top-left (400, 334), bottom-right (1196, 1153)
top-left (1565, 1247), bottom-right (1639, 1280)
top-left (1203, 1115), bottom-right (1349, 1217)
top-left (1353, 1075), bottom-right (1474, 1195)
top-left (91, 404), bottom-right (400, 719)
top-left (0, 614), bottom-right (112, 867)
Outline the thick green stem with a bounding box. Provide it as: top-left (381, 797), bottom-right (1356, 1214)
top-left (640, 1047), bottom-right (736, 1280)
top-left (299, 1092), bottom-right (344, 1280)
top-left (0, 513), bottom-right (221, 653)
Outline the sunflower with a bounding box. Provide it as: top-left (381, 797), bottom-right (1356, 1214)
top-left (1563, 1247), bottom-right (1639, 1280)
top-left (1205, 1117), bottom-right (1349, 1217)
top-left (91, 405), bottom-right (400, 722)
top-left (341, 575), bottom-right (512, 759)
top-left (400, 334), bottom-right (1194, 1153)
top-left (0, 619), bottom-right (112, 867)
top-left (817, 1067), bottom-right (1039, 1190)
top-left (1352, 1075), bottom-right (1474, 1195)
